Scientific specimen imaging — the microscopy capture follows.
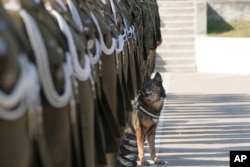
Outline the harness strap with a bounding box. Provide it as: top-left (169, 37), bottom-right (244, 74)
top-left (138, 105), bottom-right (160, 119)
top-left (136, 96), bottom-right (160, 119)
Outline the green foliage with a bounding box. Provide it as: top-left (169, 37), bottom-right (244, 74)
top-left (207, 20), bottom-right (250, 37)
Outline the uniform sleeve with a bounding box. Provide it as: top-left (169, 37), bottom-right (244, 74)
top-left (141, 2), bottom-right (157, 50)
top-left (154, 0), bottom-right (162, 42)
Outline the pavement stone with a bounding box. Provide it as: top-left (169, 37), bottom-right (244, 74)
top-left (140, 72), bottom-right (250, 167)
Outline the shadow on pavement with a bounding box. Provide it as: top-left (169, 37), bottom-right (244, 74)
top-left (143, 93), bottom-right (250, 166)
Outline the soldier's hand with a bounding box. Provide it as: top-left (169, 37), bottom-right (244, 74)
top-left (156, 39), bottom-right (162, 47)
top-left (147, 49), bottom-right (155, 61)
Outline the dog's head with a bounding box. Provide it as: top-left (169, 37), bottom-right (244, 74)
top-left (140, 72), bottom-right (166, 103)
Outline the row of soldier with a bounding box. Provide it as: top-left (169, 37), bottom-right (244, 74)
top-left (0, 0), bottom-right (162, 166)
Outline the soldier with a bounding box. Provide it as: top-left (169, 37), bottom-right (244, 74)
top-left (45, 0), bottom-right (96, 166)
top-left (48, 0), bottom-right (121, 167)
top-left (121, 0), bottom-right (144, 89)
top-left (0, 0), bottom-right (153, 167)
top-left (89, 1), bottom-right (120, 166)
top-left (115, 0), bottom-right (162, 166)
top-left (0, 2), bottom-right (44, 167)
top-left (0, 1), bottom-right (58, 166)
top-left (3, 0), bottom-right (77, 166)
top-left (137, 0), bottom-right (162, 81)
top-left (68, 0), bottom-right (98, 166)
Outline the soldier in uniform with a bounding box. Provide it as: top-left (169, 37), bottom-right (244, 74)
top-left (0, 3), bottom-right (34, 167)
top-left (115, 0), bottom-right (162, 166)
top-left (137, 0), bottom-right (162, 81)
top-left (49, 0), bottom-right (121, 166)
top-left (148, 0), bottom-right (162, 74)
top-left (90, 1), bottom-right (120, 166)
top-left (69, 0), bottom-right (98, 166)
top-left (0, 0), bottom-right (158, 167)
top-left (45, 0), bottom-right (96, 167)
top-left (121, 0), bottom-right (144, 89)
top-left (3, 0), bottom-right (76, 166)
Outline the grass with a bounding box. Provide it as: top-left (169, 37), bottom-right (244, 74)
top-left (207, 20), bottom-right (250, 37)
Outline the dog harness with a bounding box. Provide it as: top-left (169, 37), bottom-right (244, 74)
top-left (134, 96), bottom-right (160, 120)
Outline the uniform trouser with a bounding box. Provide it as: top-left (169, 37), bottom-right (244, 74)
top-left (127, 38), bottom-right (138, 98)
top-left (0, 102), bottom-right (50, 167)
top-left (78, 80), bottom-right (95, 167)
top-left (0, 58), bottom-right (32, 167)
top-left (0, 114), bottom-right (32, 167)
top-left (42, 100), bottom-right (72, 167)
top-left (101, 52), bottom-right (118, 167)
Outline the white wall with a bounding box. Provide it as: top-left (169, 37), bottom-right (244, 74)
top-left (196, 36), bottom-right (250, 74)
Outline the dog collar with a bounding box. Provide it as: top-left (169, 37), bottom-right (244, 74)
top-left (134, 96), bottom-right (160, 119)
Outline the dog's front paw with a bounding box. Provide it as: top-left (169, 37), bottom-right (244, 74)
top-left (140, 158), bottom-right (150, 166)
top-left (154, 157), bottom-right (166, 165)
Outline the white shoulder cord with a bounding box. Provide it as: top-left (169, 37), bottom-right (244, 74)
top-left (48, 9), bottom-right (91, 82)
top-left (127, 26), bottom-right (133, 38)
top-left (131, 25), bottom-right (135, 37)
top-left (121, 15), bottom-right (135, 40)
top-left (19, 9), bottom-right (72, 108)
top-left (116, 27), bottom-right (126, 53)
top-left (0, 56), bottom-right (40, 120)
top-left (88, 38), bottom-right (101, 65)
top-left (90, 11), bottom-right (117, 55)
top-left (66, 0), bottom-right (83, 31)
top-left (55, 0), bottom-right (67, 12)
top-left (101, 0), bottom-right (106, 5)
top-left (120, 27), bottom-right (126, 39)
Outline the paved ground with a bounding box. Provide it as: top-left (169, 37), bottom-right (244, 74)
top-left (141, 72), bottom-right (250, 166)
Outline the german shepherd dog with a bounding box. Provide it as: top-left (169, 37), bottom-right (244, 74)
top-left (116, 72), bottom-right (166, 166)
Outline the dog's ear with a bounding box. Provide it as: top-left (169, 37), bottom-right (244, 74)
top-left (153, 72), bottom-right (162, 82)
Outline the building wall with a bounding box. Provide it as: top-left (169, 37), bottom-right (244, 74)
top-left (196, 0), bottom-right (207, 35)
top-left (207, 0), bottom-right (250, 21)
